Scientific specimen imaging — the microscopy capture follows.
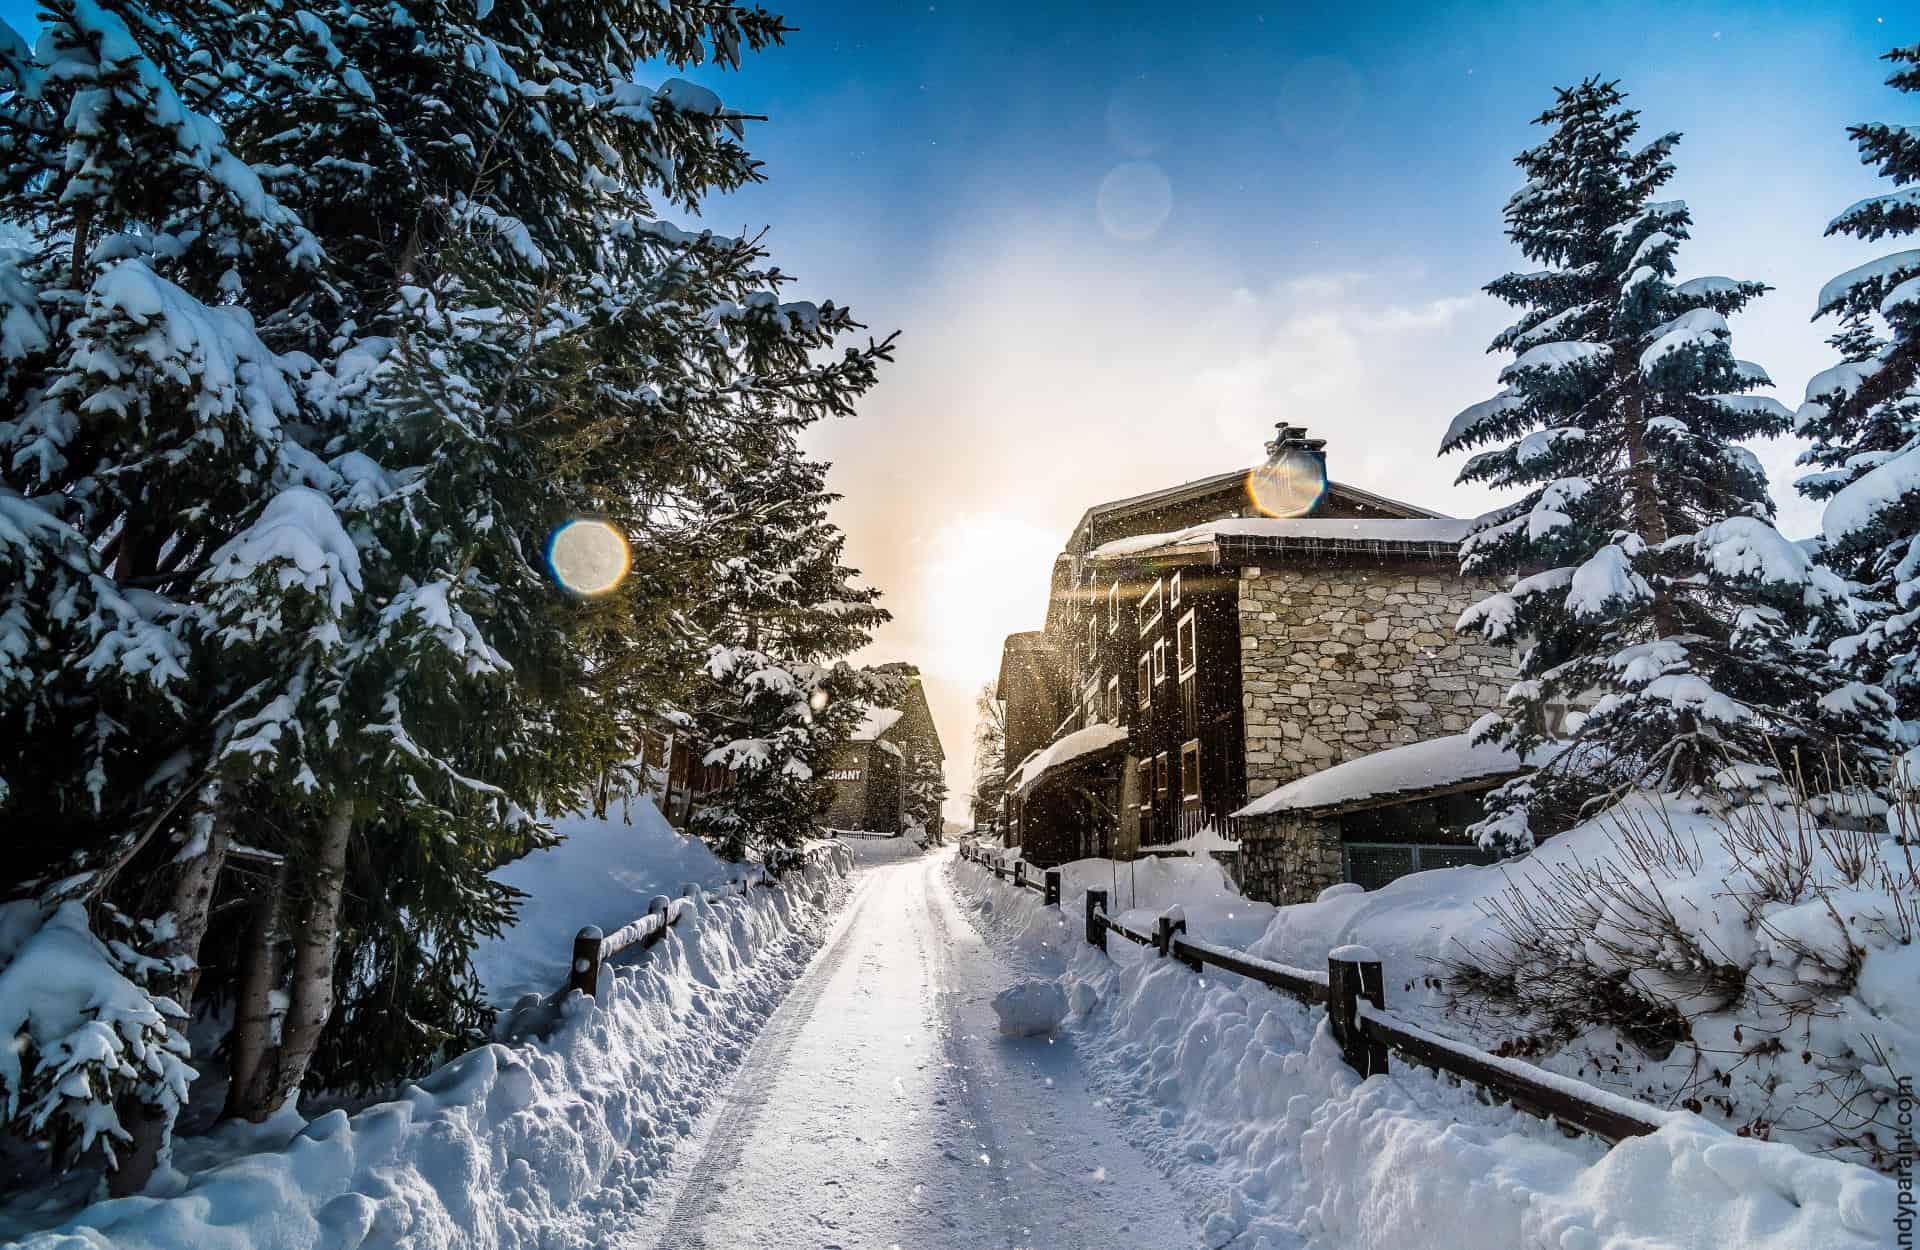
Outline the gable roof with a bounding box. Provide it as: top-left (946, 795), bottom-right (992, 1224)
top-left (847, 673), bottom-right (944, 762)
top-left (1064, 471), bottom-right (1444, 558)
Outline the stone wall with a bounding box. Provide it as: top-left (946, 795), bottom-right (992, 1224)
top-left (1237, 563), bottom-right (1514, 800)
top-left (1235, 812), bottom-right (1342, 904)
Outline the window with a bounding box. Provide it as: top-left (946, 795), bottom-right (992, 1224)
top-left (1176, 609), bottom-right (1197, 677)
top-left (1137, 578), bottom-right (1162, 631)
top-left (1180, 739), bottom-right (1201, 800)
top-left (1108, 581), bottom-right (1121, 632)
top-left (1088, 614), bottom-right (1097, 659)
top-left (1154, 752), bottom-right (1169, 798)
top-left (1152, 638), bottom-right (1168, 683)
top-left (1135, 760), bottom-right (1152, 809)
top-left (1083, 678), bottom-right (1098, 726)
top-left (1104, 675), bottom-right (1119, 723)
top-left (1136, 653), bottom-right (1153, 708)
top-left (1342, 843), bottom-right (1497, 892)
top-left (1169, 570), bottom-right (1182, 608)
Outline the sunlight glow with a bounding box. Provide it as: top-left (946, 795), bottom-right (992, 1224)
top-left (545, 518), bottom-right (631, 596)
top-left (920, 514), bottom-right (1063, 683)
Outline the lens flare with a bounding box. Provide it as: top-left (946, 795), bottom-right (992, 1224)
top-left (1246, 448), bottom-right (1328, 518)
top-left (545, 518), bottom-right (631, 596)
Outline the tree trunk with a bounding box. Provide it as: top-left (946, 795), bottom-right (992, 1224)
top-left (222, 853), bottom-right (287, 1121)
top-left (1621, 384), bottom-right (1680, 640)
top-left (109, 786), bottom-right (231, 1198)
top-left (230, 790), bottom-right (353, 1122)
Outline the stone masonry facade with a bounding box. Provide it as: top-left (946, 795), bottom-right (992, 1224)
top-left (1235, 812), bottom-right (1343, 905)
top-left (1237, 563), bottom-right (1515, 801)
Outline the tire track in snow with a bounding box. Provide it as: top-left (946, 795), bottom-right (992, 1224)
top-left (643, 865), bottom-right (888, 1250)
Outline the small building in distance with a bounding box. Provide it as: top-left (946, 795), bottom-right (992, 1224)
top-left (996, 423), bottom-right (1524, 902)
top-left (821, 673), bottom-right (944, 835)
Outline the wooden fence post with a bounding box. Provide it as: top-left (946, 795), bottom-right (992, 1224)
top-left (569, 925), bottom-right (605, 998)
top-left (1044, 869), bottom-right (1061, 907)
top-left (1086, 889), bottom-right (1108, 952)
top-left (1328, 944), bottom-right (1388, 1077)
top-left (1154, 910), bottom-right (1186, 959)
top-left (1014, 861), bottom-right (1026, 888)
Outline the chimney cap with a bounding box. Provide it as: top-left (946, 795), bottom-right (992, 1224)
top-left (1265, 422), bottom-right (1327, 458)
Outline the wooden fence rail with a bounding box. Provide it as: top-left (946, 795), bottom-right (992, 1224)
top-left (567, 840), bottom-right (852, 999)
top-left (957, 841), bottom-right (1671, 1146)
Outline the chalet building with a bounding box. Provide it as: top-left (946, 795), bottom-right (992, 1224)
top-left (997, 425), bottom-right (1519, 903)
top-left (820, 674), bottom-right (944, 835)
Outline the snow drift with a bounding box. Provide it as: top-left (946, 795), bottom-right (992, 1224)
top-left (11, 802), bottom-right (853, 1250)
top-left (952, 846), bottom-right (1898, 1250)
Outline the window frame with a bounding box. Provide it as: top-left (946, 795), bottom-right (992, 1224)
top-left (1109, 581), bottom-right (1121, 633)
top-left (1137, 578), bottom-right (1163, 632)
top-left (1180, 738), bottom-right (1202, 801)
top-left (1169, 570), bottom-right (1182, 608)
top-left (1176, 609), bottom-right (1198, 678)
top-left (1154, 752), bottom-right (1169, 798)
top-left (1152, 638), bottom-right (1168, 684)
top-left (1104, 675), bottom-right (1120, 723)
top-left (1136, 652), bottom-right (1153, 709)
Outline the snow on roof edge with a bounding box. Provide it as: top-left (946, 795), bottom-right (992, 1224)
top-left (1232, 733), bottom-right (1559, 819)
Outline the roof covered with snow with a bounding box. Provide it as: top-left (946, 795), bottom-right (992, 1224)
top-left (1232, 732), bottom-right (1558, 819)
top-left (1011, 723), bottom-right (1129, 799)
top-left (1091, 515), bottom-right (1474, 564)
top-left (849, 704), bottom-right (904, 742)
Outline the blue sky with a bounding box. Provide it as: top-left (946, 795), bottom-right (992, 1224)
top-left (5, 0), bottom-right (1912, 812)
top-left (696, 2), bottom-right (1914, 807)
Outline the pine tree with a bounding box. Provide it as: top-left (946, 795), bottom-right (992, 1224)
top-left (686, 442), bottom-right (890, 859)
top-left (1, 0), bottom-right (895, 1185)
top-left (1797, 45), bottom-right (1920, 734)
top-left (0, 0), bottom-right (333, 1187)
top-left (1441, 79), bottom-right (1884, 851)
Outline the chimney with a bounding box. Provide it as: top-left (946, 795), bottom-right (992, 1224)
top-left (1264, 422), bottom-right (1327, 461)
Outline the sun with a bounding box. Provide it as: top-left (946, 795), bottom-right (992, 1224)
top-left (920, 514), bottom-right (1062, 684)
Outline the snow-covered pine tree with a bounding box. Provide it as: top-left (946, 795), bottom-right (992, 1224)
top-left (687, 442), bottom-right (891, 859)
top-left (1441, 79), bottom-right (1884, 851)
top-left (0, 0), bottom-right (336, 1188)
top-left (1797, 45), bottom-right (1920, 736)
top-left (2, 0), bottom-right (897, 1184)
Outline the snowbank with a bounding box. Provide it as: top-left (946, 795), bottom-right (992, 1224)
top-left (951, 852), bottom-right (1897, 1250)
top-left (472, 797), bottom-right (746, 1005)
top-left (14, 806), bottom-right (854, 1250)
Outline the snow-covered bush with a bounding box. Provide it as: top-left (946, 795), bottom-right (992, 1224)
top-left (0, 903), bottom-right (194, 1171)
top-left (1447, 787), bottom-right (1918, 1166)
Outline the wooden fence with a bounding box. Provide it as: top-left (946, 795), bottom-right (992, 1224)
top-left (566, 841), bottom-right (851, 998)
top-left (956, 842), bottom-right (1670, 1146)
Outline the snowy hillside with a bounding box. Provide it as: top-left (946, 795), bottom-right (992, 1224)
top-left (6, 809), bottom-right (854, 1250)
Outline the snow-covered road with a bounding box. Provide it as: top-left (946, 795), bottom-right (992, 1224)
top-left (618, 843), bottom-right (1200, 1249)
